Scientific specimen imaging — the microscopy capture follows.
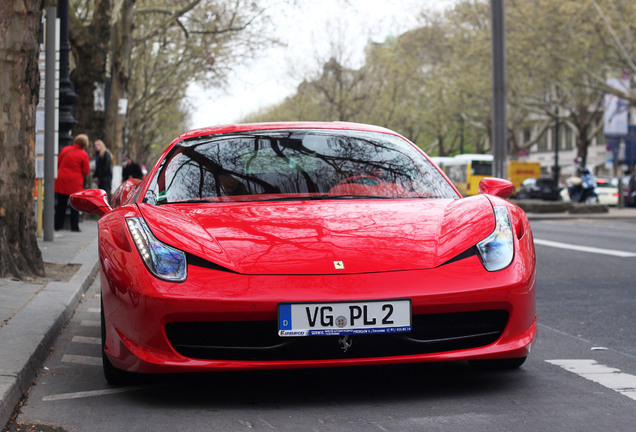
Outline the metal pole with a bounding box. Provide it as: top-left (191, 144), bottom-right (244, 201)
top-left (460, 116), bottom-right (465, 154)
top-left (554, 105), bottom-right (560, 182)
top-left (616, 138), bottom-right (624, 208)
top-left (490, 0), bottom-right (508, 179)
top-left (57, 0), bottom-right (77, 150)
top-left (43, 7), bottom-right (57, 241)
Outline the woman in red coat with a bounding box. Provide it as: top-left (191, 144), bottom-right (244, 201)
top-left (54, 134), bottom-right (90, 231)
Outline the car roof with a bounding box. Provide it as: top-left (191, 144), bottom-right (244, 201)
top-left (176, 122), bottom-right (400, 142)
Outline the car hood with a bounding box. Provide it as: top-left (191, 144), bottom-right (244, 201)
top-left (137, 196), bottom-right (495, 275)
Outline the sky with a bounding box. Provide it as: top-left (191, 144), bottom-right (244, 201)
top-left (187, 0), bottom-right (455, 129)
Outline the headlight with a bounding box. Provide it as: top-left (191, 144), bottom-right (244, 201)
top-left (126, 217), bottom-right (187, 282)
top-left (476, 206), bottom-right (514, 271)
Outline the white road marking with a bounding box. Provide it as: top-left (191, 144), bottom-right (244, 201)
top-left (62, 354), bottom-right (102, 366)
top-left (259, 418), bottom-right (278, 430)
top-left (538, 323), bottom-right (636, 361)
top-left (43, 386), bottom-right (148, 401)
top-left (72, 336), bottom-right (101, 345)
top-left (534, 239), bottom-right (636, 257)
top-left (80, 320), bottom-right (100, 327)
top-left (87, 307), bottom-right (100, 313)
top-left (547, 359), bottom-right (636, 401)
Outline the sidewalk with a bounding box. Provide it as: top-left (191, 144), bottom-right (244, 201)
top-left (0, 218), bottom-right (99, 429)
top-left (525, 205), bottom-right (636, 220)
top-left (1, 204), bottom-right (636, 428)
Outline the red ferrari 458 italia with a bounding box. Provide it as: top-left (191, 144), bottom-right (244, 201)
top-left (71, 122), bottom-right (536, 384)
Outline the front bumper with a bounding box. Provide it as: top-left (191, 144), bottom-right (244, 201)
top-left (100, 250), bottom-right (536, 374)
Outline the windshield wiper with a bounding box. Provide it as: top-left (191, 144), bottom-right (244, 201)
top-left (157, 195), bottom-right (428, 204)
top-left (321, 195), bottom-right (395, 200)
top-left (257, 195), bottom-right (396, 202)
top-left (156, 199), bottom-right (219, 205)
top-left (255, 195), bottom-right (331, 202)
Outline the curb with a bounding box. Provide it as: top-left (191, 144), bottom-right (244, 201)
top-left (513, 200), bottom-right (609, 214)
top-left (514, 200), bottom-right (636, 220)
top-left (0, 237), bottom-right (99, 429)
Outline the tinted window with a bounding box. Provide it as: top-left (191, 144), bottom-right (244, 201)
top-left (536, 179), bottom-right (557, 187)
top-left (471, 160), bottom-right (492, 176)
top-left (144, 130), bottom-right (459, 204)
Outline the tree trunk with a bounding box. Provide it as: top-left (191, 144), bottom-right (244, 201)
top-left (576, 131), bottom-right (590, 168)
top-left (69, 0), bottom-right (112, 143)
top-left (104, 0), bottom-right (135, 165)
top-left (0, 0), bottom-right (45, 279)
top-left (508, 128), bottom-right (519, 160)
top-left (437, 133), bottom-right (447, 156)
top-left (572, 105), bottom-right (602, 169)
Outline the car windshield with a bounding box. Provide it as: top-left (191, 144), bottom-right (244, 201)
top-left (143, 129), bottom-right (459, 204)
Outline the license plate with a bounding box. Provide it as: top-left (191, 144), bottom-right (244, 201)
top-left (278, 299), bottom-right (411, 337)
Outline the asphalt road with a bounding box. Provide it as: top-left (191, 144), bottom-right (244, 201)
top-left (532, 218), bottom-right (636, 361)
top-left (4, 219), bottom-right (636, 432)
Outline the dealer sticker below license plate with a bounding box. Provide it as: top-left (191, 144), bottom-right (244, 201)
top-left (278, 299), bottom-right (411, 337)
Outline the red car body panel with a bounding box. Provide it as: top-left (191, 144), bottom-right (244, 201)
top-left (98, 199), bottom-right (535, 373)
top-left (99, 208), bottom-right (535, 373)
top-left (78, 122), bottom-right (536, 375)
top-left (137, 196), bottom-right (495, 274)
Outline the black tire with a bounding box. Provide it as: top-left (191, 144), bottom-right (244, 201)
top-left (101, 299), bottom-right (133, 385)
top-left (468, 356), bottom-right (527, 370)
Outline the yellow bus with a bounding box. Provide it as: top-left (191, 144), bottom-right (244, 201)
top-left (507, 161), bottom-right (541, 195)
top-left (432, 154), bottom-right (493, 196)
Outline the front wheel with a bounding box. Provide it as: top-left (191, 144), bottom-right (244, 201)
top-left (468, 356), bottom-right (527, 370)
top-left (101, 299), bottom-right (134, 385)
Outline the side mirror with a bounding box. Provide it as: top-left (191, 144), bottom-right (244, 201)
top-left (111, 178), bottom-right (142, 208)
top-left (478, 177), bottom-right (515, 199)
top-left (70, 189), bottom-right (112, 217)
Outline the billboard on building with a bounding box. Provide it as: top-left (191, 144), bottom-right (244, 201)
top-left (604, 76), bottom-right (630, 137)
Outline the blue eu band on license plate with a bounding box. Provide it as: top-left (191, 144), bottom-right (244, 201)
top-left (278, 299), bottom-right (411, 337)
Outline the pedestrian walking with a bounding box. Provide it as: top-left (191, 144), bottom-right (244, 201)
top-left (54, 134), bottom-right (90, 232)
top-left (628, 171), bottom-right (636, 207)
top-left (93, 139), bottom-right (113, 202)
top-left (122, 154), bottom-right (144, 180)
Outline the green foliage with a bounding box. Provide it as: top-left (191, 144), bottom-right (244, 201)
top-left (68, 0), bottom-right (636, 165)
top-left (69, 0), bottom-right (274, 163)
top-left (243, 0), bottom-right (636, 162)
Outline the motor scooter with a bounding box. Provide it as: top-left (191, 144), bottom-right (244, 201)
top-left (567, 169), bottom-right (599, 203)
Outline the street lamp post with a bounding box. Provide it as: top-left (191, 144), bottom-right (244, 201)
top-left (58, 0), bottom-right (77, 150)
top-left (546, 88), bottom-right (560, 183)
top-left (490, 0), bottom-right (508, 179)
top-left (554, 105), bottom-right (560, 182)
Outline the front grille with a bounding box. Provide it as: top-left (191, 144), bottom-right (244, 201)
top-left (165, 310), bottom-right (509, 361)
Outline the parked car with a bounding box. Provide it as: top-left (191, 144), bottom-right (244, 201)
top-left (71, 122), bottom-right (537, 384)
top-left (516, 177), bottom-right (562, 201)
top-left (624, 173), bottom-right (636, 207)
top-left (595, 177), bottom-right (619, 206)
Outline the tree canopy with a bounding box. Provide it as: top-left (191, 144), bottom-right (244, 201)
top-left (245, 0), bottom-right (636, 167)
top-left (69, 0), bottom-right (275, 165)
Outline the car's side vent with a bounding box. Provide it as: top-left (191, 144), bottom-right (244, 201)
top-left (185, 253), bottom-right (237, 273)
top-left (515, 219), bottom-right (525, 240)
top-left (441, 246), bottom-right (478, 267)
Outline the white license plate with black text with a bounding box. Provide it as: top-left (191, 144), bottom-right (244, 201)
top-left (278, 299), bottom-right (411, 336)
